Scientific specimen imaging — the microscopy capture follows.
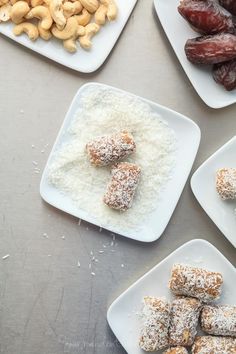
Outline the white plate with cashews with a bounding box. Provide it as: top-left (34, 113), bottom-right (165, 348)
top-left (191, 136), bottom-right (236, 248)
top-left (0, 0), bottom-right (137, 73)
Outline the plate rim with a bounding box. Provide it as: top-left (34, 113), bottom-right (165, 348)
top-left (40, 82), bottom-right (201, 242)
top-left (191, 136), bottom-right (236, 248)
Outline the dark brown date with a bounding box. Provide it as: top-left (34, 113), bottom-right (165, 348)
top-left (185, 33), bottom-right (236, 64)
top-left (178, 0), bottom-right (234, 35)
top-left (219, 0), bottom-right (236, 16)
top-left (213, 59), bottom-right (236, 90)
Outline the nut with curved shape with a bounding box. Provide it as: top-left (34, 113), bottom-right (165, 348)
top-left (63, 37), bottom-right (77, 52)
top-left (13, 22), bottom-right (39, 40)
top-left (95, 4), bottom-right (107, 25)
top-left (0, 3), bottom-right (12, 22)
top-left (76, 8), bottom-right (90, 26)
top-left (11, 1), bottom-right (30, 24)
top-left (63, 1), bottom-right (82, 18)
top-left (0, 0), bottom-right (9, 6)
top-left (101, 0), bottom-right (117, 21)
top-left (79, 22), bottom-right (99, 49)
top-left (10, 0), bottom-right (30, 5)
top-left (49, 0), bottom-right (66, 30)
top-left (63, 25), bottom-right (85, 52)
top-left (38, 22), bottom-right (52, 40)
top-left (25, 6), bottom-right (52, 30)
top-left (31, 0), bottom-right (44, 7)
top-left (80, 0), bottom-right (98, 13)
top-left (52, 15), bottom-right (78, 39)
top-left (107, 0), bottom-right (117, 21)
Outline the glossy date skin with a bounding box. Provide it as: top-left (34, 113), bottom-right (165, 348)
top-left (185, 33), bottom-right (236, 64)
top-left (219, 0), bottom-right (236, 16)
top-left (213, 59), bottom-right (236, 90)
top-left (178, 0), bottom-right (234, 35)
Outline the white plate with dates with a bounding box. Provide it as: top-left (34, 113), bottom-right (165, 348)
top-left (191, 136), bottom-right (236, 248)
top-left (154, 0), bottom-right (236, 108)
top-left (0, 0), bottom-right (137, 73)
top-left (107, 239), bottom-right (236, 354)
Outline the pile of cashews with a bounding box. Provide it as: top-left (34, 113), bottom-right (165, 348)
top-left (0, 0), bottom-right (118, 52)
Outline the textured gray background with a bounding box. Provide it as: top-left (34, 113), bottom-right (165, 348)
top-left (0, 1), bottom-right (235, 353)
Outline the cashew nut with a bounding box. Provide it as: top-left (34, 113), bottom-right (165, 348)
top-left (63, 1), bottom-right (82, 19)
top-left (31, 0), bottom-right (44, 7)
top-left (63, 24), bottom-right (84, 52)
top-left (0, 0), bottom-right (8, 6)
top-left (75, 8), bottom-right (90, 26)
top-left (94, 4), bottom-right (107, 25)
top-left (52, 15), bottom-right (78, 39)
top-left (38, 22), bottom-right (52, 40)
top-left (10, 1), bottom-right (30, 24)
top-left (13, 22), bottom-right (39, 40)
top-left (101, 0), bottom-right (117, 21)
top-left (79, 22), bottom-right (99, 49)
top-left (0, 3), bottom-right (12, 22)
top-left (25, 6), bottom-right (52, 30)
top-left (80, 0), bottom-right (98, 13)
top-left (63, 37), bottom-right (76, 52)
top-left (49, 0), bottom-right (66, 30)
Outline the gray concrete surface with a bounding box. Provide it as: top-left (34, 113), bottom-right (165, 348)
top-left (0, 1), bottom-right (235, 353)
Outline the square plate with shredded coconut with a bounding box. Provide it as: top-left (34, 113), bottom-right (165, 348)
top-left (107, 239), bottom-right (236, 354)
top-left (191, 136), bottom-right (236, 248)
top-left (154, 0), bottom-right (236, 108)
top-left (40, 83), bottom-right (200, 242)
top-left (0, 0), bottom-right (137, 73)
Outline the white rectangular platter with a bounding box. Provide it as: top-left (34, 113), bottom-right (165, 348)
top-left (107, 239), bottom-right (236, 354)
top-left (0, 0), bottom-right (137, 72)
top-left (154, 0), bottom-right (236, 108)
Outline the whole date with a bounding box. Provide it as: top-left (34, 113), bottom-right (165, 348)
top-left (178, 0), bottom-right (234, 35)
top-left (219, 0), bottom-right (236, 16)
top-left (185, 33), bottom-right (236, 64)
top-left (213, 59), bottom-right (236, 90)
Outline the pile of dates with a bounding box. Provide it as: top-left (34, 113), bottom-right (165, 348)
top-left (178, 0), bottom-right (236, 91)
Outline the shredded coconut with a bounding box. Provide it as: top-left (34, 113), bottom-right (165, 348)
top-left (48, 86), bottom-right (176, 235)
top-left (139, 296), bottom-right (170, 351)
top-left (201, 305), bottom-right (236, 337)
top-left (192, 336), bottom-right (236, 354)
top-left (2, 254), bottom-right (9, 260)
top-left (216, 168), bottom-right (236, 200)
top-left (169, 264), bottom-right (223, 302)
top-left (169, 297), bottom-right (201, 346)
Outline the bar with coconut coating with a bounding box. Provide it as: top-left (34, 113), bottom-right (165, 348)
top-left (163, 347), bottom-right (189, 354)
top-left (169, 297), bottom-right (201, 346)
top-left (169, 264), bottom-right (223, 302)
top-left (216, 168), bottom-right (236, 200)
top-left (192, 336), bottom-right (236, 354)
top-left (103, 162), bottom-right (141, 211)
top-left (201, 305), bottom-right (236, 337)
top-left (86, 131), bottom-right (136, 167)
top-left (139, 296), bottom-right (170, 352)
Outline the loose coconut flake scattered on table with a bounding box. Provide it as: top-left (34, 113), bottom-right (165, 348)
top-left (48, 87), bottom-right (177, 234)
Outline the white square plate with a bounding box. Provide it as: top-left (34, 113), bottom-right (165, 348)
top-left (107, 239), bottom-right (236, 354)
top-left (40, 82), bottom-right (200, 242)
top-left (191, 136), bottom-right (236, 248)
top-left (154, 0), bottom-right (236, 109)
top-left (0, 0), bottom-right (137, 73)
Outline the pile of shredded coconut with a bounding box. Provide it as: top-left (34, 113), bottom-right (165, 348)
top-left (48, 86), bottom-right (176, 234)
